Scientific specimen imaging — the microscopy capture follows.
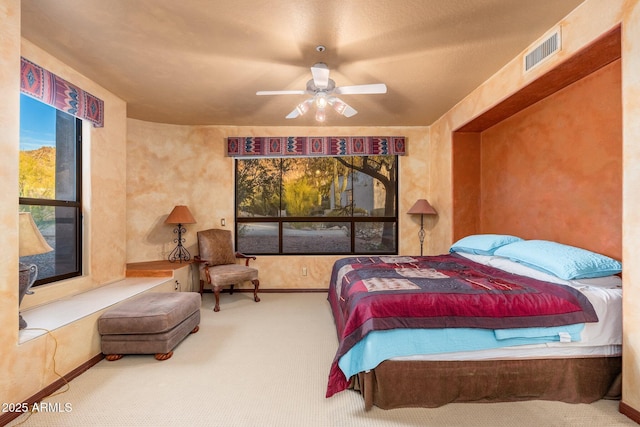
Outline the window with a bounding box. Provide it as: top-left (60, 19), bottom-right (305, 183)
top-left (235, 156), bottom-right (398, 255)
top-left (19, 94), bottom-right (82, 286)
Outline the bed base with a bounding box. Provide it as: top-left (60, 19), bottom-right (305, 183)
top-left (353, 357), bottom-right (622, 410)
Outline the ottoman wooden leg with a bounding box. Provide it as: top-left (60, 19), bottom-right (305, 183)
top-left (105, 354), bottom-right (123, 361)
top-left (155, 351), bottom-right (174, 361)
top-left (191, 325), bottom-right (199, 333)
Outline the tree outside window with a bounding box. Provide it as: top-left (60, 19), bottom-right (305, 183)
top-left (235, 155), bottom-right (398, 255)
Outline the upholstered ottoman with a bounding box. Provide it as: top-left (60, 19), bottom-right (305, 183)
top-left (98, 292), bottom-right (201, 361)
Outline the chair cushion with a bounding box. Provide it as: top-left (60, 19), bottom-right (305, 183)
top-left (197, 229), bottom-right (236, 266)
top-left (207, 264), bottom-right (258, 287)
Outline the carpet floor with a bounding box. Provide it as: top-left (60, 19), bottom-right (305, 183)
top-left (8, 292), bottom-right (636, 426)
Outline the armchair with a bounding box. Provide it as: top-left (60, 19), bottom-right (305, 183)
top-left (195, 228), bottom-right (260, 312)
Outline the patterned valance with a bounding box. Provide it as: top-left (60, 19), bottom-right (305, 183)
top-left (20, 57), bottom-right (104, 128)
top-left (226, 136), bottom-right (406, 157)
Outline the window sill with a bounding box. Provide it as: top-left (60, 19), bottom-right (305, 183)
top-left (18, 276), bottom-right (170, 344)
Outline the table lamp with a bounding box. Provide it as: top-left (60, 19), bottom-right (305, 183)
top-left (407, 199), bottom-right (437, 256)
top-left (19, 212), bottom-right (53, 329)
top-left (165, 205), bottom-right (196, 263)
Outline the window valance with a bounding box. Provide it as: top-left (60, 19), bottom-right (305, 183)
top-left (20, 57), bottom-right (104, 128)
top-left (226, 136), bottom-right (405, 157)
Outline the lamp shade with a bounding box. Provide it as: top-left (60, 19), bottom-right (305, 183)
top-left (407, 199), bottom-right (437, 215)
top-left (165, 205), bottom-right (196, 225)
top-left (19, 212), bottom-right (53, 257)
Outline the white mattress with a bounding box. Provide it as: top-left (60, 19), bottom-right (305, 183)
top-left (391, 253), bottom-right (623, 362)
top-left (392, 344), bottom-right (621, 362)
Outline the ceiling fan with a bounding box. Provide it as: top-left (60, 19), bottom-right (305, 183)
top-left (256, 63), bottom-right (387, 122)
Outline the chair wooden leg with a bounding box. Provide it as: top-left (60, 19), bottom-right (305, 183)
top-left (213, 287), bottom-right (221, 312)
top-left (229, 284), bottom-right (234, 295)
top-left (199, 279), bottom-right (204, 295)
top-left (252, 279), bottom-right (261, 303)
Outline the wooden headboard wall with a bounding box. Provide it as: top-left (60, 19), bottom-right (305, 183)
top-left (452, 27), bottom-right (622, 260)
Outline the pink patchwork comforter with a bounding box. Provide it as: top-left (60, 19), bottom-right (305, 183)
top-left (326, 253), bottom-right (598, 397)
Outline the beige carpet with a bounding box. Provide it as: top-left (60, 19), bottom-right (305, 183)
top-left (8, 292), bottom-right (636, 427)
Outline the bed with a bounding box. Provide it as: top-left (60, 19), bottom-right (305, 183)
top-left (326, 235), bottom-right (623, 409)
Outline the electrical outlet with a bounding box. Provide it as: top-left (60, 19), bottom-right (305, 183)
top-left (221, 218), bottom-right (226, 226)
top-left (302, 267), bottom-right (308, 276)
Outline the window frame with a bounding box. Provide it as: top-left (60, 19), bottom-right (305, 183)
top-left (234, 156), bottom-right (399, 256)
top-left (19, 98), bottom-right (83, 286)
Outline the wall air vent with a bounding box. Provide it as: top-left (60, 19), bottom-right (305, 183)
top-left (524, 27), bottom-right (561, 72)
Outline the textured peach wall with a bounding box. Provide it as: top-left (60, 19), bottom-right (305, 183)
top-left (0, 13), bottom-right (129, 412)
top-left (451, 132), bottom-right (481, 241)
top-left (126, 121), bottom-right (430, 289)
top-left (480, 60), bottom-right (621, 259)
top-left (430, 0), bottom-right (640, 416)
top-left (621, 0), bottom-right (640, 411)
top-left (0, 0), bottom-right (23, 408)
top-left (2, 0), bottom-right (640, 418)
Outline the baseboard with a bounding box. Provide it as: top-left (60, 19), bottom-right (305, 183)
top-left (619, 401), bottom-right (640, 424)
top-left (0, 353), bottom-right (104, 427)
top-left (202, 288), bottom-right (327, 293)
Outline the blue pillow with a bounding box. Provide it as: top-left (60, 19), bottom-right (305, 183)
top-left (493, 240), bottom-right (622, 280)
top-left (449, 234), bottom-right (523, 256)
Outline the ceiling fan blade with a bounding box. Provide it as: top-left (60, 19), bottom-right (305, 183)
top-left (341, 104), bottom-right (358, 118)
top-left (334, 83), bottom-right (387, 95)
top-left (329, 97), bottom-right (358, 117)
top-left (256, 90), bottom-right (307, 96)
top-left (286, 108), bottom-right (301, 119)
top-left (310, 63), bottom-right (330, 89)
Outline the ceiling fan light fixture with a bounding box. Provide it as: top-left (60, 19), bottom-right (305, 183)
top-left (296, 99), bottom-right (313, 116)
top-left (315, 92), bottom-right (328, 109)
top-left (257, 62), bottom-right (386, 122)
top-left (329, 97), bottom-right (346, 115)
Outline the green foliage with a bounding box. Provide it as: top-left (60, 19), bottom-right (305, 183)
top-left (19, 147), bottom-right (57, 225)
top-left (236, 155), bottom-right (397, 225)
top-left (283, 177), bottom-right (319, 217)
top-left (19, 147), bottom-right (56, 199)
top-left (236, 158), bottom-right (284, 216)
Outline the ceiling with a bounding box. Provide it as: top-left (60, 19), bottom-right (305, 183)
top-left (20, 0), bottom-right (586, 127)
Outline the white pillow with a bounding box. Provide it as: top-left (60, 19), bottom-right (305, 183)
top-left (488, 256), bottom-right (567, 284)
top-left (488, 256), bottom-right (621, 288)
top-left (570, 275), bottom-right (622, 288)
top-left (454, 252), bottom-right (494, 266)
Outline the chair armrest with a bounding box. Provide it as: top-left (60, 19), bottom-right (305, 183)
top-left (193, 256), bottom-right (212, 283)
top-left (193, 256), bottom-right (209, 266)
top-left (235, 252), bottom-right (257, 266)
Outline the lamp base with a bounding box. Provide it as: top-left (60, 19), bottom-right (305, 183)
top-left (19, 263), bottom-right (37, 330)
top-left (418, 217), bottom-right (426, 257)
top-left (168, 224), bottom-right (191, 263)
top-left (168, 244), bottom-right (191, 263)
top-left (19, 314), bottom-right (27, 330)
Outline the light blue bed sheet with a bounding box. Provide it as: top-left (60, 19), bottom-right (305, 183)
top-left (338, 324), bottom-right (584, 379)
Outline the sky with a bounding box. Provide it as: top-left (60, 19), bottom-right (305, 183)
top-left (20, 93), bottom-right (56, 151)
